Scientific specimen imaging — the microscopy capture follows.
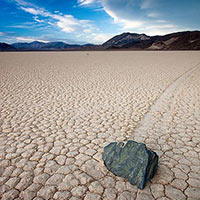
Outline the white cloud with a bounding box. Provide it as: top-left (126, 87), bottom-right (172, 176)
top-left (141, 0), bottom-right (155, 9)
top-left (136, 23), bottom-right (183, 36)
top-left (83, 29), bottom-right (92, 33)
top-left (144, 28), bottom-right (180, 36)
top-left (78, 0), bottom-right (96, 5)
top-left (54, 15), bottom-right (79, 32)
top-left (16, 37), bottom-right (49, 43)
top-left (104, 6), bottom-right (144, 29)
top-left (7, 23), bottom-right (41, 28)
top-left (148, 12), bottom-right (159, 18)
top-left (18, 4), bottom-right (94, 33)
top-left (53, 14), bottom-right (93, 33)
top-left (90, 33), bottom-right (114, 43)
top-left (101, 0), bottom-right (183, 35)
top-left (7, 25), bottom-right (29, 28)
top-left (13, 0), bottom-right (108, 43)
top-left (14, 0), bottom-right (29, 6)
top-left (33, 16), bottom-right (44, 23)
top-left (11, 0), bottom-right (187, 44)
top-left (76, 32), bottom-right (114, 43)
top-left (12, 0), bottom-right (93, 33)
top-left (77, 0), bottom-right (102, 7)
top-left (102, 0), bottom-right (146, 30)
top-left (155, 20), bottom-right (167, 23)
top-left (119, 19), bottom-right (144, 29)
top-left (141, 24), bottom-right (187, 36)
top-left (148, 24), bottom-right (176, 29)
top-left (20, 7), bottom-right (51, 16)
top-left (0, 32), bottom-right (5, 36)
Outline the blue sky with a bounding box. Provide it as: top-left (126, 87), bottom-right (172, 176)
top-left (0, 0), bottom-right (200, 44)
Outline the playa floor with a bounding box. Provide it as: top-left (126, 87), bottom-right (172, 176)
top-left (0, 51), bottom-right (200, 200)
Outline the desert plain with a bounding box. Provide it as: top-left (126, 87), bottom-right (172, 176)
top-left (0, 51), bottom-right (200, 200)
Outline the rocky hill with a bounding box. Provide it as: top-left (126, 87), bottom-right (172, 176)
top-left (103, 33), bottom-right (150, 48)
top-left (103, 31), bottom-right (200, 50)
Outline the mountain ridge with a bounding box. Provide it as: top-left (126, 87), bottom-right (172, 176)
top-left (12, 41), bottom-right (82, 50)
top-left (1, 31), bottom-right (200, 51)
top-left (103, 31), bottom-right (200, 50)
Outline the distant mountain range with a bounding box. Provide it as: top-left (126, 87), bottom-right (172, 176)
top-left (11, 41), bottom-right (94, 50)
top-left (1, 31), bottom-right (200, 51)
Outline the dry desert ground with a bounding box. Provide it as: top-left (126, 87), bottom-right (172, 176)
top-left (0, 51), bottom-right (200, 200)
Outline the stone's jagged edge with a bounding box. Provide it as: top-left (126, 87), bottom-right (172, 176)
top-left (145, 148), bottom-right (159, 182)
top-left (102, 140), bottom-right (159, 189)
top-left (102, 142), bottom-right (118, 171)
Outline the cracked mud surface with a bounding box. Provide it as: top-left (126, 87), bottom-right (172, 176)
top-left (0, 51), bottom-right (200, 200)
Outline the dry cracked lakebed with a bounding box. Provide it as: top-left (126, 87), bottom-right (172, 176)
top-left (0, 51), bottom-right (200, 200)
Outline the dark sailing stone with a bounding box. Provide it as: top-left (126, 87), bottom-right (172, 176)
top-left (102, 140), bottom-right (158, 189)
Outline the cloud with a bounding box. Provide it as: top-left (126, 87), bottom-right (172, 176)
top-left (101, 0), bottom-right (183, 35)
top-left (33, 16), bottom-right (44, 23)
top-left (140, 0), bottom-right (155, 9)
top-left (14, 0), bottom-right (30, 6)
top-left (104, 6), bottom-right (144, 29)
top-left (76, 32), bottom-right (113, 43)
top-left (11, 0), bottom-right (108, 43)
top-left (78, 0), bottom-right (96, 6)
top-left (0, 32), bottom-right (5, 36)
top-left (90, 33), bottom-right (114, 43)
top-left (7, 21), bottom-right (45, 29)
top-left (53, 14), bottom-right (93, 33)
top-left (0, 31), bottom-right (17, 36)
top-left (102, 0), bottom-right (141, 20)
top-left (155, 19), bottom-right (167, 23)
top-left (13, 0), bottom-right (97, 34)
top-left (16, 37), bottom-right (49, 43)
top-left (8, 25), bottom-right (30, 28)
top-left (148, 12), bottom-right (159, 18)
top-left (56, 15), bottom-right (81, 33)
top-left (77, 0), bottom-right (101, 7)
top-left (102, 0), bottom-right (149, 30)
top-left (20, 6), bottom-right (51, 17)
top-left (0, 31), bottom-right (52, 44)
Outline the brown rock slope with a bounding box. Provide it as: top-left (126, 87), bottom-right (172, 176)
top-left (103, 31), bottom-right (200, 50)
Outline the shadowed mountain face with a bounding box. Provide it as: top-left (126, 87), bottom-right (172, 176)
top-left (103, 31), bottom-right (200, 50)
top-left (0, 43), bottom-right (16, 51)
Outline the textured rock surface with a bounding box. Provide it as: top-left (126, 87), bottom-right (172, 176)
top-left (102, 140), bottom-right (158, 189)
top-left (0, 52), bottom-right (200, 199)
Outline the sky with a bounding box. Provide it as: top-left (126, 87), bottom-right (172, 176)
top-left (0, 0), bottom-right (200, 44)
